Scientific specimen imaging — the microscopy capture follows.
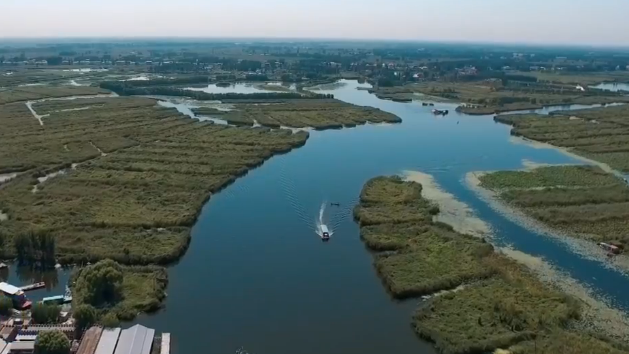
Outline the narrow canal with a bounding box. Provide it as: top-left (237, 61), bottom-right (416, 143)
top-left (8, 80), bottom-right (629, 354)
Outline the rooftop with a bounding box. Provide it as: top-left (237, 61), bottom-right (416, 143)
top-left (114, 325), bottom-right (154, 354)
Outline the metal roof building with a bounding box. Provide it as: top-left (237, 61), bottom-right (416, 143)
top-left (0, 283), bottom-right (21, 296)
top-left (94, 328), bottom-right (121, 354)
top-left (113, 325), bottom-right (154, 354)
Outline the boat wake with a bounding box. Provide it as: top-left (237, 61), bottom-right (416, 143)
top-left (315, 202), bottom-right (333, 238)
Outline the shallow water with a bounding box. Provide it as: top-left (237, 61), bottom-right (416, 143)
top-left (13, 81), bottom-right (629, 354)
top-left (592, 82), bottom-right (629, 92)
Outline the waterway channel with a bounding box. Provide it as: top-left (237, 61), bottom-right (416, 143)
top-left (7, 80), bottom-right (629, 354)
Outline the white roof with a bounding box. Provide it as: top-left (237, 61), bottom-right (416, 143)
top-left (95, 328), bottom-right (121, 354)
top-left (113, 325), bottom-right (154, 354)
top-left (0, 283), bottom-right (21, 295)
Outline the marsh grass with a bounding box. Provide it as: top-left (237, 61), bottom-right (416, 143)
top-left (480, 166), bottom-right (629, 246)
top-left (510, 330), bottom-right (629, 354)
top-left (495, 105), bottom-right (629, 172)
top-left (479, 165), bottom-right (621, 190)
top-left (221, 100), bottom-right (402, 129)
top-left (0, 96), bottom-right (308, 264)
top-left (354, 176), bottom-right (608, 354)
top-left (0, 86), bottom-right (109, 105)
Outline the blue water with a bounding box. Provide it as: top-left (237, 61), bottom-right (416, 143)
top-left (8, 80), bottom-right (629, 354)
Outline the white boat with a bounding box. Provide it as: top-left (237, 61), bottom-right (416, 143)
top-left (321, 225), bottom-right (330, 241)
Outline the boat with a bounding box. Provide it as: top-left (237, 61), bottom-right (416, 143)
top-left (598, 242), bottom-right (622, 255)
top-left (0, 282), bottom-right (32, 309)
top-left (330, 202), bottom-right (340, 207)
top-left (321, 225), bottom-right (331, 242)
top-left (432, 109), bottom-right (449, 116)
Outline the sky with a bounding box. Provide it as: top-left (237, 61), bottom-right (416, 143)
top-left (2, 0), bottom-right (629, 46)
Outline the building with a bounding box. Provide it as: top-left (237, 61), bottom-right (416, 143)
top-left (7, 341), bottom-right (34, 354)
top-left (0, 283), bottom-right (30, 309)
top-left (94, 328), bottom-right (121, 354)
top-left (114, 325), bottom-right (154, 354)
top-left (76, 327), bottom-right (103, 354)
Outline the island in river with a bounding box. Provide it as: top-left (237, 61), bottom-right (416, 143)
top-left (354, 175), bottom-right (629, 354)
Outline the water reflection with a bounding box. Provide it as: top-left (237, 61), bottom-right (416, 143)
top-left (15, 266), bottom-right (60, 290)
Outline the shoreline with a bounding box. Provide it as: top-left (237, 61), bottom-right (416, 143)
top-left (465, 170), bottom-right (629, 275)
top-left (401, 170), bottom-right (492, 239)
top-left (499, 247), bottom-right (629, 342)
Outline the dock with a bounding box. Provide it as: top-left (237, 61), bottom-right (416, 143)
top-left (19, 282), bottom-right (45, 292)
top-left (161, 333), bottom-right (170, 354)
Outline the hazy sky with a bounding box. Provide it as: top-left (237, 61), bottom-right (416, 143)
top-left (2, 0), bottom-right (628, 46)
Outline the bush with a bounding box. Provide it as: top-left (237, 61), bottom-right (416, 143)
top-left (99, 313), bottom-right (120, 328)
top-left (31, 303), bottom-right (61, 324)
top-left (0, 296), bottom-right (13, 316)
top-left (73, 304), bottom-right (97, 332)
top-left (34, 330), bottom-right (70, 354)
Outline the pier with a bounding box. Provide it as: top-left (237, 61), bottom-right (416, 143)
top-left (19, 282), bottom-right (45, 292)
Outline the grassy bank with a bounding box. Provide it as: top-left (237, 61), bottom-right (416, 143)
top-left (495, 105), bottom-right (629, 172)
top-left (0, 96), bottom-right (308, 264)
top-left (218, 99), bottom-right (401, 129)
top-left (478, 165), bottom-right (629, 249)
top-left (355, 176), bottom-right (627, 354)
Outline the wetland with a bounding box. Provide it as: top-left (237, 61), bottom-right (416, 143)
top-left (2, 72), bottom-right (629, 354)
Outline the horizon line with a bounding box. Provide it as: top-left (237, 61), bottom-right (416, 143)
top-left (1, 36), bottom-right (629, 50)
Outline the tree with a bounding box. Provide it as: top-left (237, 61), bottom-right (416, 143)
top-left (0, 296), bottom-right (13, 316)
top-left (34, 330), bottom-right (70, 354)
top-left (31, 303), bottom-right (61, 324)
top-left (74, 259), bottom-right (124, 306)
top-left (73, 305), bottom-right (97, 332)
top-left (99, 313), bottom-right (120, 328)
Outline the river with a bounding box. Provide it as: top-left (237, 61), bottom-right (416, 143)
top-left (7, 80), bottom-right (629, 354)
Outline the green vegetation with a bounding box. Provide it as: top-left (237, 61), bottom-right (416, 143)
top-left (14, 231), bottom-right (56, 268)
top-left (31, 303), bottom-right (62, 324)
top-left (220, 100), bottom-right (401, 129)
top-left (72, 260), bottom-right (168, 321)
top-left (34, 330), bottom-right (70, 354)
top-left (479, 165), bottom-right (629, 248)
top-left (73, 304), bottom-right (98, 332)
top-left (354, 176), bottom-right (624, 354)
top-left (479, 165), bottom-right (620, 189)
top-left (0, 96), bottom-right (308, 264)
top-left (496, 105), bottom-right (629, 172)
top-left (511, 330), bottom-right (629, 354)
top-left (0, 295), bottom-right (13, 316)
top-left (354, 177), bottom-right (495, 300)
top-left (99, 313), bottom-right (120, 328)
